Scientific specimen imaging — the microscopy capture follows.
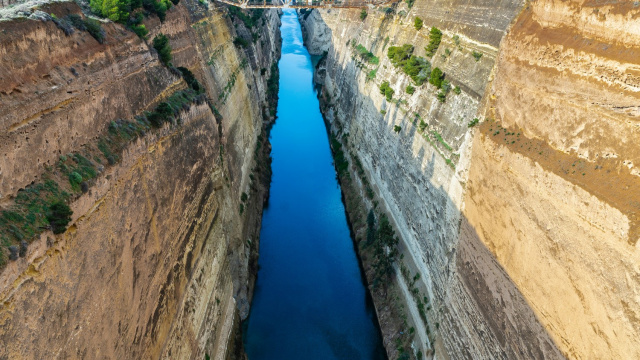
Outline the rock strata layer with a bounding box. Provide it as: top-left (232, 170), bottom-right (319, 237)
top-left (0, 2), bottom-right (280, 358)
top-left (301, 1), bottom-right (640, 358)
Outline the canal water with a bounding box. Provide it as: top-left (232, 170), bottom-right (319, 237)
top-left (243, 9), bottom-right (386, 360)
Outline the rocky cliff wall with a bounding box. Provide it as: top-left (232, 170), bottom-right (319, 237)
top-left (301, 0), bottom-right (640, 359)
top-left (0, 1), bottom-right (280, 358)
top-left (466, 1), bottom-right (640, 358)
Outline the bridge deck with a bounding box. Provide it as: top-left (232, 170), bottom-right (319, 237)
top-left (217, 0), bottom-right (393, 9)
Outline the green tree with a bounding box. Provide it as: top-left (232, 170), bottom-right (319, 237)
top-left (373, 214), bottom-right (399, 278)
top-left (90, 0), bottom-right (130, 22)
top-left (414, 17), bottom-right (423, 30)
top-left (360, 9), bottom-right (367, 21)
top-left (429, 67), bottom-right (443, 88)
top-left (425, 27), bottom-right (442, 57)
top-left (47, 201), bottom-right (73, 234)
top-left (379, 81), bottom-right (394, 101)
top-left (387, 44), bottom-right (414, 67)
top-left (90, 0), bottom-right (104, 16)
top-left (153, 33), bottom-right (172, 65)
top-left (402, 55), bottom-right (430, 85)
top-left (366, 210), bottom-right (376, 246)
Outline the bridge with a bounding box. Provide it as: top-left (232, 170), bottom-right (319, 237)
top-left (217, 0), bottom-right (394, 9)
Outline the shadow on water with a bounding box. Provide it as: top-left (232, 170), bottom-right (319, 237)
top-left (242, 10), bottom-right (386, 360)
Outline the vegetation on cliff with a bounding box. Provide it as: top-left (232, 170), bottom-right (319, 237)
top-left (0, 66), bottom-right (206, 268)
top-left (89, 0), bottom-right (176, 23)
top-left (414, 17), bottom-right (423, 31)
top-left (153, 33), bottom-right (172, 66)
top-left (52, 13), bottom-right (106, 43)
top-left (324, 128), bottom-right (425, 359)
top-left (360, 9), bottom-right (367, 21)
top-left (387, 45), bottom-right (431, 85)
top-left (387, 44), bottom-right (414, 67)
top-left (351, 40), bottom-right (379, 65)
top-left (424, 27), bottom-right (442, 57)
top-left (228, 7), bottom-right (264, 29)
top-left (379, 81), bottom-right (394, 101)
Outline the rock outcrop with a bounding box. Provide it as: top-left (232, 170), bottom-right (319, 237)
top-left (301, 0), bottom-right (640, 359)
top-left (0, 1), bottom-right (280, 358)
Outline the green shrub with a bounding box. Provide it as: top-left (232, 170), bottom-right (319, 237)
top-left (441, 79), bottom-right (451, 93)
top-left (228, 7), bottom-right (264, 29)
top-left (405, 0), bottom-right (414, 8)
top-left (380, 109), bottom-right (387, 115)
top-left (366, 68), bottom-right (377, 81)
top-left (153, 33), bottom-right (172, 65)
top-left (266, 62), bottom-right (279, 110)
top-left (453, 34), bottom-right (460, 46)
top-left (394, 125), bottom-right (401, 133)
top-left (148, 102), bottom-right (172, 127)
top-left (85, 18), bottom-right (106, 43)
top-left (429, 67), bottom-right (443, 88)
top-left (414, 17), bottom-right (423, 30)
top-left (177, 67), bottom-right (203, 93)
top-left (142, 0), bottom-right (171, 22)
top-left (379, 81), bottom-right (394, 101)
top-left (373, 214), bottom-right (399, 278)
top-left (405, 84), bottom-right (415, 94)
top-left (432, 131), bottom-right (452, 150)
top-left (47, 201), bottom-right (73, 234)
top-left (139, 0), bottom-right (170, 22)
top-left (156, 102), bottom-right (173, 118)
top-left (472, 51), bottom-right (483, 61)
top-left (67, 14), bottom-right (86, 30)
top-left (425, 27), bottom-right (442, 57)
top-left (437, 90), bottom-right (447, 103)
top-left (354, 44), bottom-right (378, 64)
top-left (418, 119), bottom-right (427, 132)
top-left (330, 136), bottom-right (349, 177)
top-left (241, 192), bottom-right (248, 202)
top-left (453, 86), bottom-right (461, 95)
top-left (132, 24), bottom-right (148, 38)
top-left (402, 55), bottom-right (430, 85)
top-left (387, 44), bottom-right (414, 67)
top-left (234, 37), bottom-right (249, 48)
top-left (468, 118), bottom-right (479, 127)
top-left (69, 172), bottom-right (82, 186)
top-left (360, 9), bottom-right (367, 20)
top-left (90, 0), bottom-right (130, 22)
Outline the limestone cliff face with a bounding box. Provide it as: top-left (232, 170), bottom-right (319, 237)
top-left (0, 1), bottom-right (280, 359)
top-left (468, 1), bottom-right (640, 358)
top-left (302, 1), bottom-right (640, 359)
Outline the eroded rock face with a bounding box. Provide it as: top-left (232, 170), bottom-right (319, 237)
top-left (467, 1), bottom-right (640, 358)
top-left (0, 2), bottom-right (280, 359)
top-left (301, 1), bottom-right (640, 359)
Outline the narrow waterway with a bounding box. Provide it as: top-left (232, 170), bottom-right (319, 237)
top-left (243, 9), bottom-right (386, 360)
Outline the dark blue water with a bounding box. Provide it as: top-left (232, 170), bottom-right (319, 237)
top-left (243, 10), bottom-right (386, 360)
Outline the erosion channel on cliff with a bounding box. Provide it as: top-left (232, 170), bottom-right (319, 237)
top-left (243, 10), bottom-right (386, 360)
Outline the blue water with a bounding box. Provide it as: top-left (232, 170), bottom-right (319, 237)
top-left (243, 10), bottom-right (386, 360)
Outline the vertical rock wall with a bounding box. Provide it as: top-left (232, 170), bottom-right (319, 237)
top-left (301, 0), bottom-right (640, 359)
top-left (0, 1), bottom-right (280, 359)
top-left (465, 1), bottom-right (640, 358)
